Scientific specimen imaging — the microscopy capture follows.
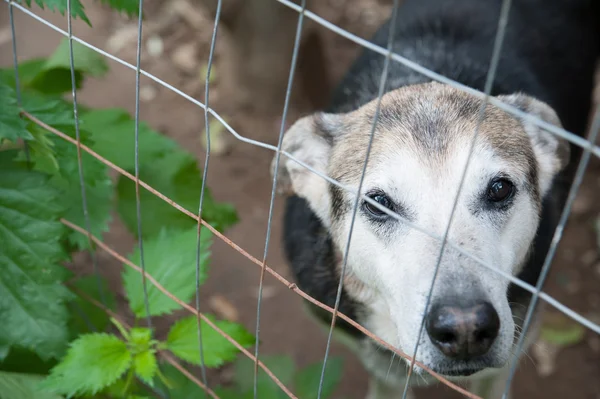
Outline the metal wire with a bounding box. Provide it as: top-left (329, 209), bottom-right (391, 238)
top-left (194, 0), bottom-right (223, 391)
top-left (400, 1), bottom-right (513, 396)
top-left (134, 0), bottom-right (153, 329)
top-left (501, 106), bottom-right (600, 398)
top-left (253, 1), bottom-right (307, 397)
top-left (317, 0), bottom-right (400, 396)
top-left (65, 0), bottom-right (108, 308)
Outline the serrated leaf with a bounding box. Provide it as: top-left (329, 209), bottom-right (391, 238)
top-left (22, 0), bottom-right (90, 26)
top-left (0, 371), bottom-right (62, 399)
top-left (540, 312), bottom-right (585, 347)
top-left (99, 0), bottom-right (139, 17)
top-left (133, 350), bottom-right (157, 386)
top-left (41, 333), bottom-right (132, 397)
top-left (20, 91), bottom-right (74, 127)
top-left (80, 108), bottom-right (178, 171)
top-left (295, 357), bottom-right (343, 399)
top-left (123, 227), bottom-right (212, 318)
top-left (67, 275), bottom-right (117, 336)
top-left (78, 108), bottom-right (238, 237)
top-left (234, 354), bottom-right (295, 399)
top-left (166, 315), bottom-right (255, 368)
top-left (0, 153), bottom-right (72, 360)
top-left (28, 38), bottom-right (108, 95)
top-left (26, 125), bottom-right (113, 250)
top-left (116, 151), bottom-right (238, 238)
top-left (24, 123), bottom-right (58, 170)
top-left (0, 82), bottom-right (30, 142)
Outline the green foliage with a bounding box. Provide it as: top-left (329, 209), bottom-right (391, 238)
top-left (41, 333), bottom-right (132, 397)
top-left (0, 153), bottom-right (73, 360)
top-left (0, 3), bottom-right (252, 397)
top-left (0, 83), bottom-right (29, 142)
top-left (123, 227), bottom-right (212, 318)
top-left (166, 315), bottom-right (255, 368)
top-left (98, 0), bottom-right (139, 17)
top-left (21, 0), bottom-right (90, 26)
top-left (0, 371), bottom-right (62, 399)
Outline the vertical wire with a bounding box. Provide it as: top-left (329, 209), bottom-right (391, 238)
top-left (8, 0), bottom-right (30, 164)
top-left (134, 0), bottom-right (153, 329)
top-left (400, 1), bottom-right (513, 397)
top-left (253, 1), bottom-right (307, 397)
top-left (194, 0), bottom-right (223, 392)
top-left (501, 106), bottom-right (600, 399)
top-left (66, 0), bottom-right (108, 307)
top-left (316, 0), bottom-right (400, 397)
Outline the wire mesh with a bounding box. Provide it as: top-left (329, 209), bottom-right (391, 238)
top-left (5, 1), bottom-right (600, 399)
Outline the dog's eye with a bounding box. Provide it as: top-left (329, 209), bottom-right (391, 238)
top-left (487, 178), bottom-right (514, 202)
top-left (364, 193), bottom-right (393, 217)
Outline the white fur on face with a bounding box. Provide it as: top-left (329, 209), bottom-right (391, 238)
top-left (330, 134), bottom-right (541, 374)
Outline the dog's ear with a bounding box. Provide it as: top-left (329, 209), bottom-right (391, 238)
top-left (497, 94), bottom-right (570, 196)
top-left (271, 112), bottom-right (344, 226)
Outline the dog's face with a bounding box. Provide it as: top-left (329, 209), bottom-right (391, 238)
top-left (272, 82), bottom-right (569, 377)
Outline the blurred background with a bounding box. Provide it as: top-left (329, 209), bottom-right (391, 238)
top-left (1, 0), bottom-right (599, 398)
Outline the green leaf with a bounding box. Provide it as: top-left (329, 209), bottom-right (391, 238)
top-left (24, 123), bottom-right (58, 170)
top-left (0, 82), bottom-right (30, 142)
top-left (78, 108), bottom-right (238, 237)
top-left (0, 154), bottom-right (72, 360)
top-left (295, 358), bottom-right (344, 399)
top-left (52, 135), bottom-right (113, 250)
top-left (22, 0), bottom-right (91, 26)
top-left (0, 371), bottom-right (62, 399)
top-left (116, 151), bottom-right (238, 238)
top-left (234, 355), bottom-right (295, 399)
top-left (133, 350), bottom-right (157, 386)
top-left (67, 275), bottom-right (117, 336)
top-left (80, 108), bottom-right (178, 171)
top-left (27, 38), bottom-right (109, 94)
top-left (166, 315), bottom-right (255, 368)
top-left (41, 333), bottom-right (132, 397)
top-left (123, 227), bottom-right (212, 318)
top-left (20, 91), bottom-right (74, 127)
top-left (99, 0), bottom-right (139, 17)
top-left (540, 312), bottom-right (586, 347)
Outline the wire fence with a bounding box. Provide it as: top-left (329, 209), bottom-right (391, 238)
top-left (6, 0), bottom-right (600, 398)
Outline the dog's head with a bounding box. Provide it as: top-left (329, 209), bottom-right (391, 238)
top-left (272, 82), bottom-right (569, 376)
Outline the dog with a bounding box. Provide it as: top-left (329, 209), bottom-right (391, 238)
top-left (271, 0), bottom-right (600, 398)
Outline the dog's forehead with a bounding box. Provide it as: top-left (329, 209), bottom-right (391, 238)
top-left (329, 83), bottom-right (536, 186)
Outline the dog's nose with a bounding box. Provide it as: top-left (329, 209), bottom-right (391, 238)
top-left (426, 301), bottom-right (500, 360)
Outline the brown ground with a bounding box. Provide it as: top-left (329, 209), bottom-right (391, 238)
top-left (1, 1), bottom-right (599, 398)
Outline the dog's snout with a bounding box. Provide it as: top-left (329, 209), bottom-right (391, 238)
top-left (426, 301), bottom-right (500, 360)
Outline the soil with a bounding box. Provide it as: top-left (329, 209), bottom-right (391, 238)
top-left (1, 1), bottom-right (599, 398)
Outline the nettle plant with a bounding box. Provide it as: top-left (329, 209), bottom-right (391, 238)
top-left (0, 1), bottom-right (344, 399)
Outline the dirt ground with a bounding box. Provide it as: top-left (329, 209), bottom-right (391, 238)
top-left (1, 1), bottom-right (600, 398)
